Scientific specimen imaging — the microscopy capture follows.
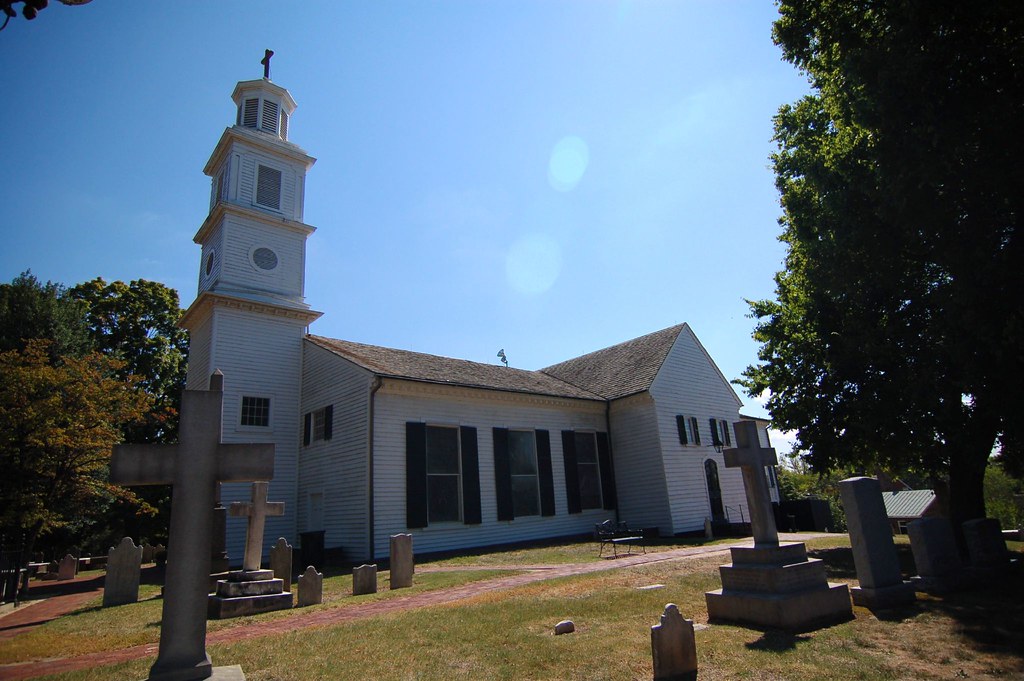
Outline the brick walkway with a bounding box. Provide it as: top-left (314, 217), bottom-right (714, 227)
top-left (0, 534), bottom-right (827, 680)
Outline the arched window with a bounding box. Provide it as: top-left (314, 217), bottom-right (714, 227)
top-left (704, 459), bottom-right (725, 522)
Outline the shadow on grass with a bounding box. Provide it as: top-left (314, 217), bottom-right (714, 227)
top-left (744, 630), bottom-right (813, 652)
top-left (809, 542), bottom-right (1024, 659)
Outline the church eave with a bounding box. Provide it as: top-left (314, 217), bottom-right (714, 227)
top-left (194, 202), bottom-right (316, 245)
top-left (180, 291), bottom-right (322, 330)
top-left (379, 376), bottom-right (607, 411)
top-left (203, 126), bottom-right (316, 177)
top-left (231, 79), bottom-right (298, 112)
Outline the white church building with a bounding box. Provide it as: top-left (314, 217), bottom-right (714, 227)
top-left (179, 73), bottom-right (778, 565)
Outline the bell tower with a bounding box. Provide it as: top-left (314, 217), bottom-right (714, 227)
top-left (181, 57), bottom-right (320, 564)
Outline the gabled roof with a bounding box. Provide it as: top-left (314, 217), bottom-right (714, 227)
top-left (540, 324), bottom-right (684, 400)
top-left (305, 335), bottom-right (604, 401)
top-left (881, 489), bottom-right (937, 519)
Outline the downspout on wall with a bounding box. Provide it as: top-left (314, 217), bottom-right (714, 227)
top-left (605, 399), bottom-right (620, 524)
top-left (367, 376), bottom-right (383, 561)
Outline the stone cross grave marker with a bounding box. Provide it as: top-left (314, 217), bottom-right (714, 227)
top-left (839, 476), bottom-right (915, 609)
top-left (650, 603), bottom-right (697, 681)
top-left (110, 371), bottom-right (274, 681)
top-left (723, 421), bottom-right (778, 547)
top-left (269, 537), bottom-right (293, 586)
top-left (103, 537), bottom-right (143, 607)
top-left (297, 566), bottom-right (323, 607)
top-left (230, 482), bottom-right (284, 573)
top-left (389, 534), bottom-right (414, 589)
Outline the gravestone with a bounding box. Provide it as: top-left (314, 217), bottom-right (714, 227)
top-left (142, 543), bottom-right (156, 564)
top-left (270, 537), bottom-right (293, 587)
top-left (352, 564), bottom-right (377, 595)
top-left (650, 604), bottom-right (697, 681)
top-left (103, 537), bottom-right (143, 607)
top-left (907, 517), bottom-right (963, 593)
top-left (838, 476), bottom-right (915, 609)
top-left (57, 554), bottom-right (77, 580)
top-left (297, 566), bottom-right (323, 607)
top-left (389, 534), bottom-right (414, 589)
top-left (962, 518), bottom-right (1013, 573)
top-left (110, 371), bottom-right (275, 681)
top-left (705, 421), bottom-right (851, 630)
top-left (211, 483), bottom-right (230, 575)
top-left (209, 483), bottom-right (293, 619)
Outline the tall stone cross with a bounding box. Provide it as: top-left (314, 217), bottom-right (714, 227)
top-left (110, 371), bottom-right (274, 681)
top-left (230, 482), bottom-right (284, 572)
top-left (723, 420), bottom-right (779, 548)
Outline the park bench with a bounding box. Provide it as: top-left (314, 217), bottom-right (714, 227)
top-left (595, 520), bottom-right (646, 557)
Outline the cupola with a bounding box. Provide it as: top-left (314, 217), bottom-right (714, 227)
top-left (231, 79), bottom-right (297, 142)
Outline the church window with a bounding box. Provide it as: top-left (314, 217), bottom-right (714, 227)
top-left (240, 396), bottom-right (270, 427)
top-left (426, 425), bottom-right (461, 523)
top-left (720, 420), bottom-right (732, 447)
top-left (405, 422), bottom-right (481, 528)
top-left (303, 405), bottom-right (333, 445)
top-left (676, 415), bottom-right (700, 446)
top-left (561, 430), bottom-right (616, 514)
top-left (709, 418), bottom-right (723, 449)
top-left (255, 164), bottom-right (282, 210)
top-left (252, 247), bottom-right (279, 271)
top-left (508, 430), bottom-right (541, 517)
top-left (688, 417), bottom-right (701, 446)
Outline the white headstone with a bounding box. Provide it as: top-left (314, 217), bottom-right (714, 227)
top-left (352, 564), bottom-right (377, 596)
top-left (269, 537), bottom-right (293, 586)
top-left (103, 537), bottom-right (143, 607)
top-left (650, 604), bottom-right (697, 681)
top-left (57, 554), bottom-right (76, 581)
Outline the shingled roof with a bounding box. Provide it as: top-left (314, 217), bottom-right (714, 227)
top-left (540, 324), bottom-right (684, 400)
top-left (305, 335), bottom-right (604, 401)
top-left (881, 489), bottom-right (937, 520)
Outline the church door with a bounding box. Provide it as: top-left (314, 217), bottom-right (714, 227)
top-left (704, 459), bottom-right (725, 522)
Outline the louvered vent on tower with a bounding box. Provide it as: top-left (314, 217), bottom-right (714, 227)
top-left (279, 110), bottom-right (289, 140)
top-left (261, 100), bottom-right (279, 134)
top-left (242, 98), bottom-right (259, 128)
top-left (255, 165), bottom-right (282, 210)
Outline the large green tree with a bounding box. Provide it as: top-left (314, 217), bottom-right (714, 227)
top-left (743, 1), bottom-right (1024, 530)
top-left (0, 271), bottom-right (91, 360)
top-left (0, 341), bottom-right (151, 561)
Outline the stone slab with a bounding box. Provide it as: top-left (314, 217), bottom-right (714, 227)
top-left (719, 557), bottom-right (829, 594)
top-left (729, 543), bottom-right (807, 567)
top-left (104, 537), bottom-right (143, 607)
top-left (269, 538), bottom-right (292, 587)
top-left (907, 517), bottom-right (962, 592)
top-left (57, 554), bottom-right (77, 581)
top-left (215, 578), bottom-right (285, 598)
top-left (651, 604), bottom-right (697, 681)
top-left (352, 564), bottom-right (377, 596)
top-left (706, 582), bottom-right (852, 631)
top-left (840, 476), bottom-right (905, 590)
top-left (389, 534), bottom-right (414, 589)
top-left (850, 580), bottom-right (916, 610)
top-left (225, 569), bottom-right (274, 582)
top-left (962, 518), bottom-right (1011, 570)
top-left (208, 591), bottom-right (293, 619)
top-left (297, 566), bottom-right (323, 607)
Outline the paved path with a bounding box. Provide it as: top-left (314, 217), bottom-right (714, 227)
top-left (0, 534), bottom-right (828, 680)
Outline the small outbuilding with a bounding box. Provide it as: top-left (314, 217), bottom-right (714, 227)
top-left (881, 489), bottom-right (939, 534)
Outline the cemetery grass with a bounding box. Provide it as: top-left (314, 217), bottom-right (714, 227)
top-left (0, 569), bottom-right (511, 666)
top-left (22, 537), bottom-right (1024, 680)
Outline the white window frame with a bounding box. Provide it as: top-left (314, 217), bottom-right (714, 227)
top-left (574, 430), bottom-right (603, 511)
top-left (686, 416), bottom-right (701, 446)
top-left (238, 394), bottom-right (272, 430)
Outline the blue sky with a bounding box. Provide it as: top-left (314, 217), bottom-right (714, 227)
top-left (0, 2), bottom-right (809, 447)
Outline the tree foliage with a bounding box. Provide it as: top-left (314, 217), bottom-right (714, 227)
top-left (0, 271), bottom-right (91, 361)
top-left (0, 341), bottom-right (151, 559)
top-left (70, 278), bottom-right (189, 444)
top-left (743, 1), bottom-right (1024, 528)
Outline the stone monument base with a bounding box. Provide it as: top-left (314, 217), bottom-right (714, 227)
top-left (850, 580), bottom-right (916, 610)
top-left (208, 569), bottom-right (292, 619)
top-left (705, 543), bottom-right (852, 631)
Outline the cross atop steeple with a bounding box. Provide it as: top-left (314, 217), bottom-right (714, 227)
top-left (261, 49), bottom-right (274, 79)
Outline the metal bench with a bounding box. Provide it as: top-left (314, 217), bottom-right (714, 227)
top-left (595, 520), bottom-right (646, 557)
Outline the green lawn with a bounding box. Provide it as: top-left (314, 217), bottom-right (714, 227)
top-left (9, 537), bottom-right (1024, 681)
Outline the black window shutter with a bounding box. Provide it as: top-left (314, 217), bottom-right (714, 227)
top-left (561, 430), bottom-right (581, 514)
top-left (405, 422), bottom-right (428, 529)
top-left (709, 418), bottom-right (722, 447)
top-left (303, 412), bottom-right (311, 446)
top-left (460, 426), bottom-right (482, 525)
top-left (323, 405), bottom-right (334, 441)
top-left (535, 430), bottom-right (556, 516)
top-left (690, 417), bottom-right (701, 445)
top-left (492, 428), bottom-right (514, 521)
top-left (676, 415), bottom-right (688, 445)
top-left (723, 420), bottom-right (732, 446)
top-left (596, 432), bottom-right (617, 511)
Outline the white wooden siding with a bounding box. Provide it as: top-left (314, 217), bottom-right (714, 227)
top-left (299, 342), bottom-right (375, 562)
top-left (372, 384), bottom-right (610, 560)
top-left (233, 148), bottom-right (303, 222)
top-left (211, 306), bottom-right (306, 564)
top-left (219, 217), bottom-right (305, 302)
top-left (650, 325), bottom-right (747, 533)
top-left (607, 394), bottom-right (673, 533)
top-left (184, 313), bottom-right (212, 390)
top-left (197, 222), bottom-right (224, 296)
